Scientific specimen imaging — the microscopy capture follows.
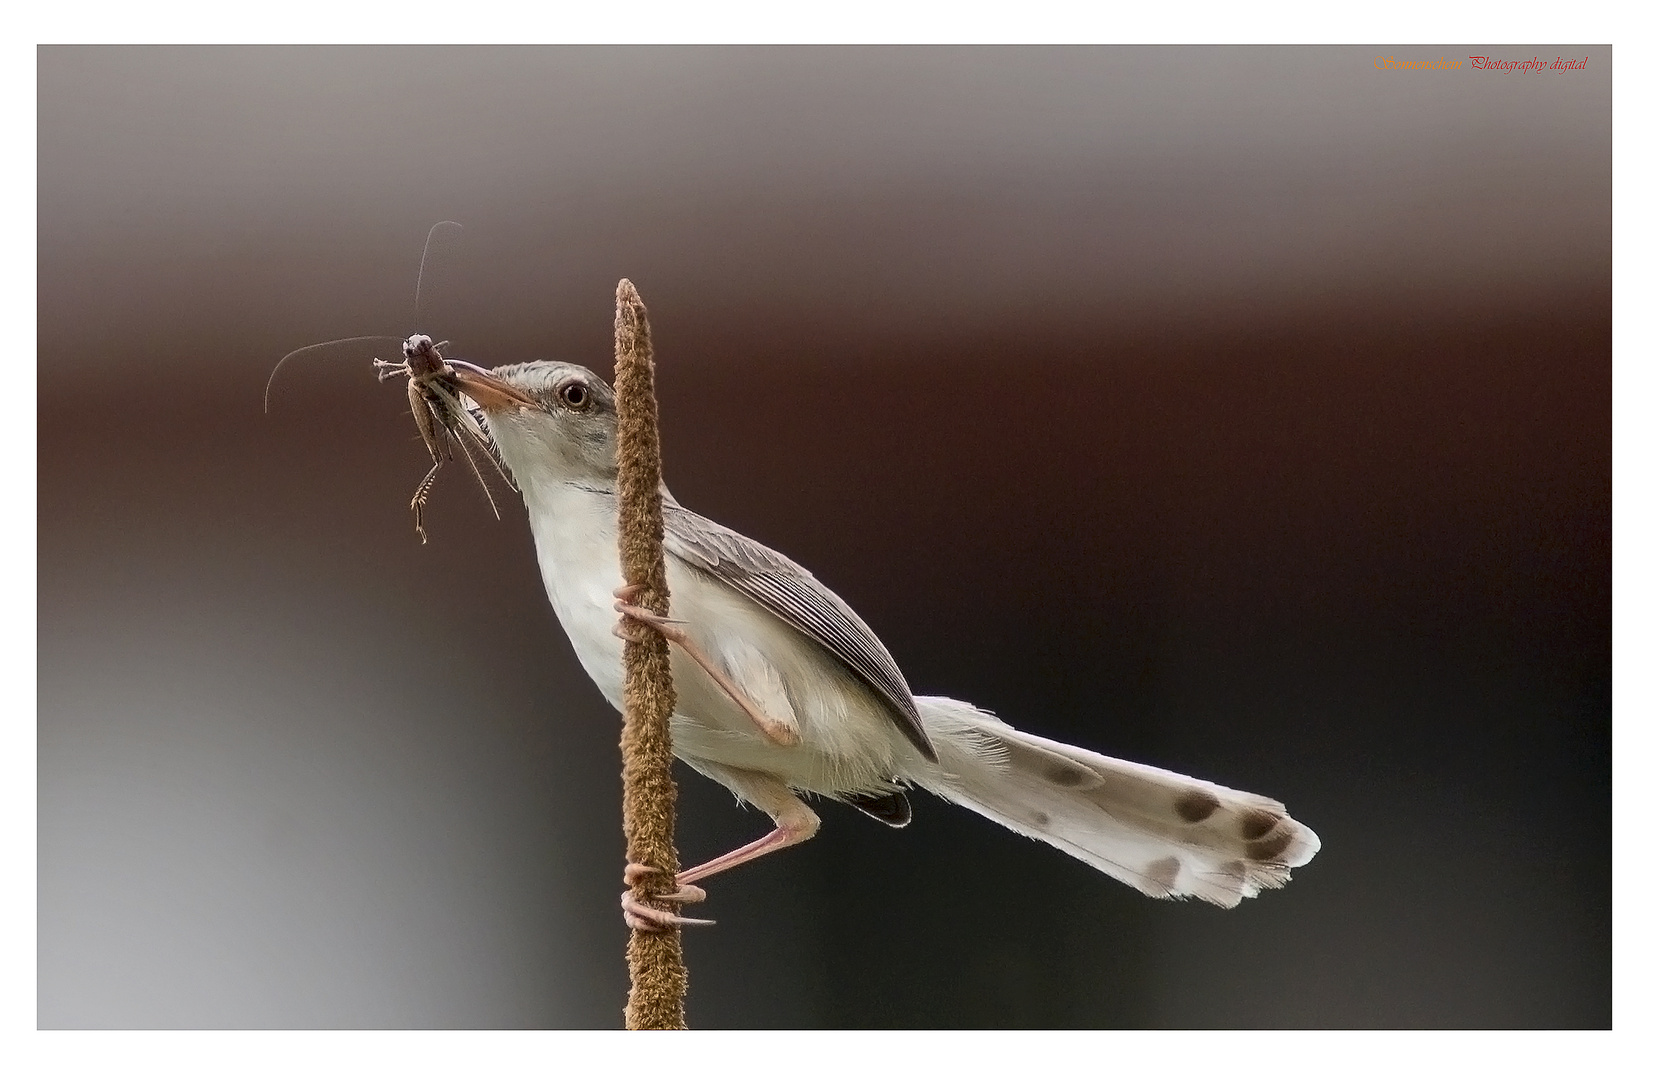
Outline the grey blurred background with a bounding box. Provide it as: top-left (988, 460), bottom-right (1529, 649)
top-left (38, 46), bottom-right (1609, 1028)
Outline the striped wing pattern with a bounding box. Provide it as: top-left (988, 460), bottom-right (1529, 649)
top-left (661, 502), bottom-right (937, 762)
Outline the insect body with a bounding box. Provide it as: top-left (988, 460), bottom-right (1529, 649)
top-left (374, 334), bottom-right (516, 543)
top-left (270, 223), bottom-right (512, 542)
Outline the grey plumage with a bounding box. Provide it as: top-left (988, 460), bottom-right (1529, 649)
top-left (661, 501), bottom-right (938, 762)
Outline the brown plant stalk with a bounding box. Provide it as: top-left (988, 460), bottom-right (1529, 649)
top-left (613, 278), bottom-right (689, 1030)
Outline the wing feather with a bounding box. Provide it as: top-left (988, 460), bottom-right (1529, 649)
top-left (662, 502), bottom-right (937, 761)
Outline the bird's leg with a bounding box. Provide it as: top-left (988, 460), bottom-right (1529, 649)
top-left (619, 771), bottom-right (821, 930)
top-left (675, 823), bottom-right (814, 886)
top-left (612, 588), bottom-right (802, 747)
top-left (677, 771), bottom-right (821, 887)
top-left (620, 863), bottom-right (713, 932)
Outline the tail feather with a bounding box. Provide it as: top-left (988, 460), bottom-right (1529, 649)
top-left (912, 696), bottom-right (1320, 908)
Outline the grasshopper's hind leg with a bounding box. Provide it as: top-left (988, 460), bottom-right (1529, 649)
top-left (407, 381), bottom-right (448, 544)
top-left (409, 461), bottom-right (443, 544)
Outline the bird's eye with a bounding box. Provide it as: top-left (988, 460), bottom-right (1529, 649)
top-left (558, 382), bottom-right (590, 409)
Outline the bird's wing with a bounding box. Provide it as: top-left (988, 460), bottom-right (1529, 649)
top-left (661, 502), bottom-right (937, 762)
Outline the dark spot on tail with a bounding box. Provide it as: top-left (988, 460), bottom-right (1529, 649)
top-left (1175, 789), bottom-right (1221, 823)
top-left (1045, 762), bottom-right (1097, 788)
top-left (1239, 808), bottom-right (1282, 840)
top-left (1219, 859), bottom-right (1249, 883)
top-left (1247, 830), bottom-right (1293, 862)
top-left (843, 791), bottom-right (912, 827)
top-left (1145, 856), bottom-right (1181, 891)
top-left (1030, 810), bottom-right (1051, 828)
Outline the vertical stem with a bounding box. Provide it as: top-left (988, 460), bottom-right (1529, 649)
top-left (613, 278), bottom-right (689, 1030)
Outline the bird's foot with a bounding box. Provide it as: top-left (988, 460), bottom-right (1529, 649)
top-left (610, 587), bottom-right (659, 645)
top-left (621, 862), bottom-right (713, 932)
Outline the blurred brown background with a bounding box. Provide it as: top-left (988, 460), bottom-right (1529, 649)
top-left (38, 46), bottom-right (1609, 1028)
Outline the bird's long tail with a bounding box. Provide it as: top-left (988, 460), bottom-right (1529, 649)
top-left (911, 696), bottom-right (1320, 908)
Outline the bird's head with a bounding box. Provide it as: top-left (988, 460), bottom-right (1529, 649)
top-left (450, 360), bottom-right (621, 492)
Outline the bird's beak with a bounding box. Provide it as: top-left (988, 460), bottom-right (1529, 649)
top-left (450, 367), bottom-right (542, 413)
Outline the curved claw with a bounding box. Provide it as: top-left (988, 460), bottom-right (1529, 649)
top-left (615, 600), bottom-right (686, 625)
top-left (624, 862), bottom-right (707, 902)
top-left (613, 584), bottom-right (685, 623)
top-left (622, 892), bottom-right (717, 932)
top-left (622, 862), bottom-right (713, 932)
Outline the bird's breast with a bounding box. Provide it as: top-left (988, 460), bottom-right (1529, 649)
top-left (523, 484), bottom-right (629, 708)
top-left (519, 483), bottom-right (916, 795)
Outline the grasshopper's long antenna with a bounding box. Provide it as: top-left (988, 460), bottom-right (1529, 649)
top-left (265, 335), bottom-right (403, 413)
top-left (414, 220), bottom-right (463, 329)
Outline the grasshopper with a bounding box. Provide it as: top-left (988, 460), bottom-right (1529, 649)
top-left (268, 223), bottom-right (515, 543)
top-left (372, 334), bottom-right (515, 543)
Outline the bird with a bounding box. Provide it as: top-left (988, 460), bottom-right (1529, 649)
top-left (445, 356), bottom-right (1321, 928)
